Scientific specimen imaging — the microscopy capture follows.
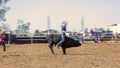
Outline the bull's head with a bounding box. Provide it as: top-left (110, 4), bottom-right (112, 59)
top-left (74, 40), bottom-right (81, 47)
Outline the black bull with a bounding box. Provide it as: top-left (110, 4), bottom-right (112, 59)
top-left (47, 34), bottom-right (82, 54)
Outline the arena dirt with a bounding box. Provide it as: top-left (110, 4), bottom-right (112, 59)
top-left (0, 42), bottom-right (120, 68)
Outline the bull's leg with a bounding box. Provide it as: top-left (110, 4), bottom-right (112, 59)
top-left (48, 44), bottom-right (54, 54)
top-left (62, 48), bottom-right (66, 54)
top-left (3, 44), bottom-right (6, 52)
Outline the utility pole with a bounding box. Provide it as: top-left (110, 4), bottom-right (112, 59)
top-left (47, 16), bottom-right (51, 34)
top-left (81, 17), bottom-right (84, 31)
top-left (47, 16), bottom-right (50, 30)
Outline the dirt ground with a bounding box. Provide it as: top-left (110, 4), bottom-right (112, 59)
top-left (0, 42), bottom-right (120, 68)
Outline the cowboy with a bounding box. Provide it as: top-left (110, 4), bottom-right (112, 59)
top-left (57, 21), bottom-right (67, 46)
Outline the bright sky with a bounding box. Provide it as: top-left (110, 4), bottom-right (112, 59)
top-left (5, 0), bottom-right (120, 32)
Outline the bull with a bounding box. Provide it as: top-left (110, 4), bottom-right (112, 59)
top-left (47, 34), bottom-right (81, 54)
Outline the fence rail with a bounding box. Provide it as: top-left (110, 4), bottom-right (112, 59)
top-left (5, 33), bottom-right (120, 44)
top-left (16, 36), bottom-right (47, 44)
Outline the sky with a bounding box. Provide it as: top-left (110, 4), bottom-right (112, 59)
top-left (5, 0), bottom-right (120, 32)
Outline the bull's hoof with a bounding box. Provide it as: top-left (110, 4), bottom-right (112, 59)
top-left (57, 46), bottom-right (60, 49)
top-left (63, 53), bottom-right (66, 55)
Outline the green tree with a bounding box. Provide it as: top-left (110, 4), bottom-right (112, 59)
top-left (16, 20), bottom-right (31, 34)
top-left (0, 0), bottom-right (10, 33)
top-left (0, 0), bottom-right (10, 21)
top-left (0, 0), bottom-right (10, 3)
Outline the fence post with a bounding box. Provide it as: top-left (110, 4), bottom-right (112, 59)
top-left (7, 32), bottom-right (11, 44)
top-left (31, 33), bottom-right (33, 44)
top-left (115, 33), bottom-right (118, 43)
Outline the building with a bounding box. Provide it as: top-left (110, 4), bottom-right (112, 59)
top-left (104, 24), bottom-right (120, 34)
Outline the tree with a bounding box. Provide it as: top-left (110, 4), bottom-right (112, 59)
top-left (0, 0), bottom-right (10, 21)
top-left (0, 0), bottom-right (10, 3)
top-left (16, 20), bottom-right (31, 34)
top-left (0, 0), bottom-right (10, 33)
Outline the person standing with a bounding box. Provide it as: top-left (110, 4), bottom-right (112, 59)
top-left (90, 29), bottom-right (93, 35)
top-left (57, 21), bottom-right (67, 46)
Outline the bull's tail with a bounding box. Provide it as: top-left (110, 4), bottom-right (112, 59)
top-left (48, 34), bottom-right (55, 54)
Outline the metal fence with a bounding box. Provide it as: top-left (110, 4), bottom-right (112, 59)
top-left (5, 33), bottom-right (48, 44)
top-left (16, 36), bottom-right (47, 44)
top-left (82, 35), bottom-right (120, 43)
top-left (5, 33), bottom-right (120, 44)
